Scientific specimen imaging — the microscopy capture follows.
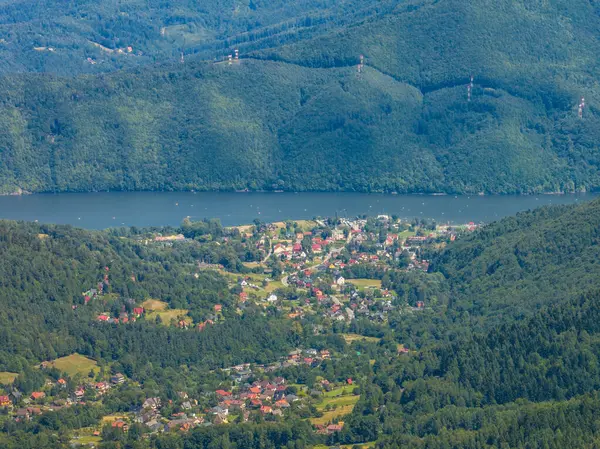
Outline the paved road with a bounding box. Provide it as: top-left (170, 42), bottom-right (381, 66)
top-left (261, 238), bottom-right (272, 264)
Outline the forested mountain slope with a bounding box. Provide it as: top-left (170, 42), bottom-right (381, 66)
top-left (432, 198), bottom-right (600, 322)
top-left (2, 199), bottom-right (600, 447)
top-left (0, 0), bottom-right (397, 75)
top-left (0, 220), bottom-right (294, 374)
top-left (0, 0), bottom-right (599, 194)
top-left (365, 292), bottom-right (600, 449)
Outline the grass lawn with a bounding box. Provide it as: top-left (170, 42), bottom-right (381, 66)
top-left (141, 299), bottom-right (168, 311)
top-left (341, 333), bottom-right (381, 344)
top-left (0, 372), bottom-right (18, 384)
top-left (311, 393), bottom-right (361, 425)
top-left (101, 414), bottom-right (128, 423)
top-left (242, 262), bottom-right (261, 269)
top-left (264, 280), bottom-right (284, 293)
top-left (316, 395), bottom-right (360, 411)
top-left (294, 220), bottom-right (318, 231)
top-left (48, 354), bottom-right (99, 377)
top-left (349, 279), bottom-right (382, 289)
top-left (72, 435), bottom-right (102, 445)
top-left (289, 384), bottom-right (309, 397)
top-left (148, 308), bottom-right (191, 326)
top-left (398, 230), bottom-right (417, 240)
top-left (323, 386), bottom-right (357, 398)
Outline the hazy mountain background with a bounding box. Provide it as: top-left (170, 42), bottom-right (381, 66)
top-left (0, 0), bottom-right (599, 194)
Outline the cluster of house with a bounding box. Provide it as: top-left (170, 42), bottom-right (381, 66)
top-left (209, 377), bottom-right (295, 424)
top-left (120, 345), bottom-right (336, 434)
top-left (1, 373), bottom-right (127, 421)
top-left (132, 396), bottom-right (207, 433)
top-left (269, 231), bottom-right (342, 261)
top-left (97, 307), bottom-right (145, 324)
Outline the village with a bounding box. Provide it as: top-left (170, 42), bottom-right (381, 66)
top-left (80, 215), bottom-right (477, 331)
top-left (0, 214), bottom-right (479, 447)
top-left (0, 344), bottom-right (362, 444)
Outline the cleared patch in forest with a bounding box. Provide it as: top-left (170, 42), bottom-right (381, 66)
top-left (311, 394), bottom-right (360, 425)
top-left (341, 333), bottom-right (381, 344)
top-left (47, 353), bottom-right (99, 377)
top-left (141, 298), bottom-right (168, 311)
top-left (0, 372), bottom-right (18, 384)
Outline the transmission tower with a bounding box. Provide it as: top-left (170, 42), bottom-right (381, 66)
top-left (467, 75), bottom-right (474, 102)
top-left (578, 97), bottom-right (585, 119)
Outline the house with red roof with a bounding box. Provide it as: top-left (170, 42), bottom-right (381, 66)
top-left (327, 424), bottom-right (343, 433)
top-left (30, 392), bottom-right (45, 401)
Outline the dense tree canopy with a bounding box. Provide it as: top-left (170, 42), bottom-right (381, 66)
top-left (0, 0), bottom-right (599, 194)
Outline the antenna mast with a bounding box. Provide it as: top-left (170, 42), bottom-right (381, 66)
top-left (578, 97), bottom-right (585, 119)
top-left (467, 75), bottom-right (474, 102)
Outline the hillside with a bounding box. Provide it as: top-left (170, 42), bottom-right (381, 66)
top-left (2, 200), bottom-right (600, 447)
top-left (432, 197), bottom-right (600, 321)
top-left (0, 0), bottom-right (395, 75)
top-left (0, 0), bottom-right (599, 194)
top-left (0, 220), bottom-right (293, 372)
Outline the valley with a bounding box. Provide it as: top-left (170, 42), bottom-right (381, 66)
top-left (2, 199), bottom-right (600, 448)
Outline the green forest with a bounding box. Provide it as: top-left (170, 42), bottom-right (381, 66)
top-left (2, 0), bottom-right (600, 444)
top-left (0, 0), bottom-right (599, 194)
top-left (1, 199), bottom-right (600, 448)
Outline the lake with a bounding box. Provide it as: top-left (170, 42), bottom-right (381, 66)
top-left (0, 191), bottom-right (596, 229)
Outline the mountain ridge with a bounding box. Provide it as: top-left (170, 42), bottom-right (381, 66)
top-left (0, 0), bottom-right (599, 194)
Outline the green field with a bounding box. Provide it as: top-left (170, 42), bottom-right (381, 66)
top-left (341, 333), bottom-right (381, 344)
top-left (294, 220), bottom-right (318, 232)
top-left (148, 308), bottom-right (192, 326)
top-left (141, 299), bottom-right (192, 326)
top-left (141, 298), bottom-right (168, 311)
top-left (348, 279), bottom-right (382, 289)
top-left (311, 394), bottom-right (360, 425)
top-left (398, 230), bottom-right (417, 240)
top-left (48, 354), bottom-right (99, 377)
top-left (316, 394), bottom-right (360, 411)
top-left (0, 372), bottom-right (18, 384)
top-left (323, 385), bottom-right (357, 398)
top-left (263, 280), bottom-right (284, 293)
top-left (310, 396), bottom-right (360, 425)
top-left (71, 434), bottom-right (102, 446)
top-left (242, 262), bottom-right (262, 269)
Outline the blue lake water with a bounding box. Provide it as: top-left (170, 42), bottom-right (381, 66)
top-left (0, 191), bottom-right (596, 229)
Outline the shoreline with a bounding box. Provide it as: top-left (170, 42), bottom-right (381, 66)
top-left (0, 189), bottom-right (591, 198)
